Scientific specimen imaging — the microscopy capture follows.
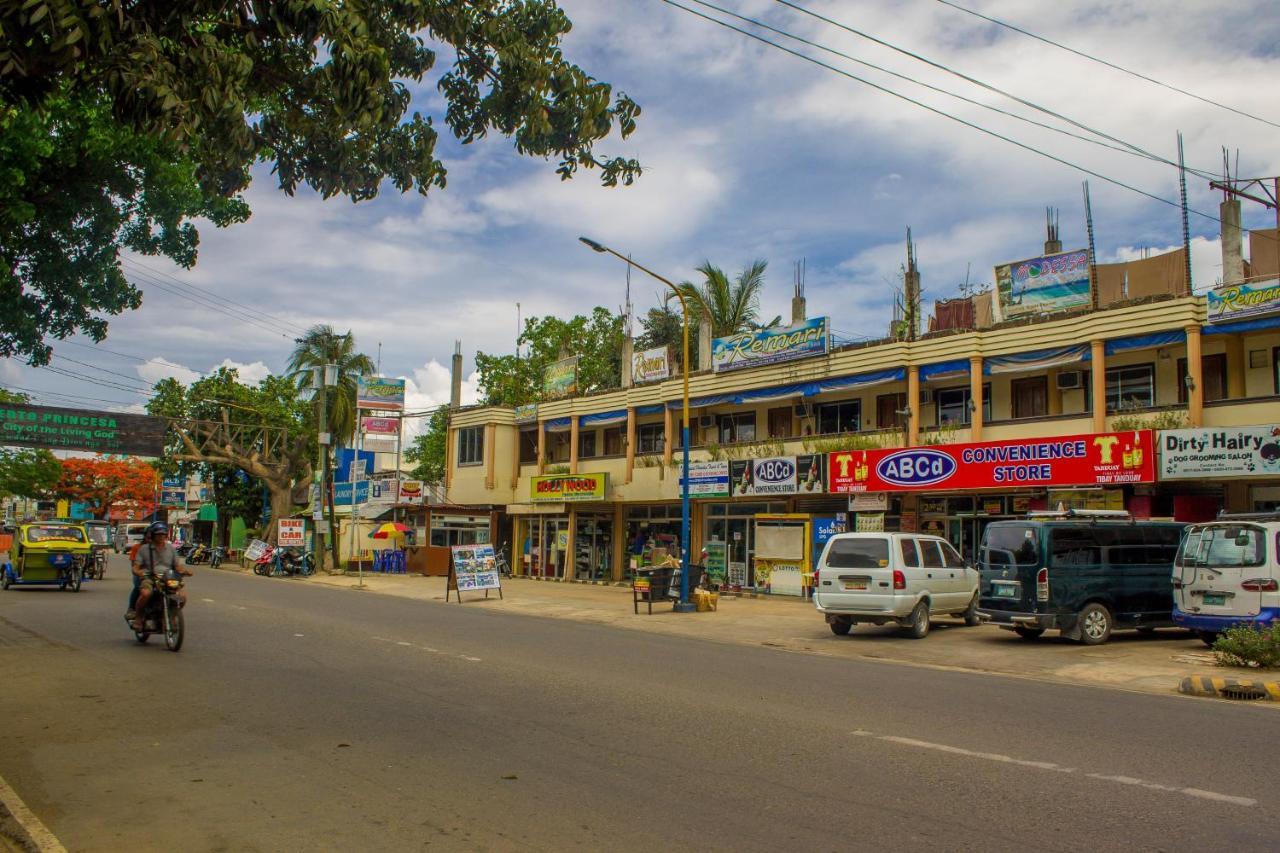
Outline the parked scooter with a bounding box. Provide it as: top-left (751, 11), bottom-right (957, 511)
top-left (272, 547), bottom-right (315, 577)
top-left (252, 544), bottom-right (277, 576)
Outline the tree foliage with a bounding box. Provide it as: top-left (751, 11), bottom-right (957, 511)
top-left (474, 307), bottom-right (623, 406)
top-left (286, 324), bottom-right (376, 447)
top-left (636, 296), bottom-right (698, 370)
top-left (54, 456), bottom-right (157, 518)
top-left (676, 260), bottom-right (780, 339)
top-left (405, 408), bottom-right (449, 484)
top-left (0, 389), bottom-right (60, 498)
top-left (0, 1), bottom-right (641, 363)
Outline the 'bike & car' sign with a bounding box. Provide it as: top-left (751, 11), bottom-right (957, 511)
top-left (531, 473), bottom-right (607, 503)
top-left (827, 430), bottom-right (1156, 493)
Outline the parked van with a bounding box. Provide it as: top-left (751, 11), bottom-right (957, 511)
top-left (114, 522), bottom-right (148, 553)
top-left (1173, 513), bottom-right (1280, 646)
top-left (977, 513), bottom-right (1184, 644)
top-left (813, 532), bottom-right (980, 639)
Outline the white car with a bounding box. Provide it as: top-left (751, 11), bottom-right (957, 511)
top-left (114, 522), bottom-right (148, 554)
top-left (1173, 513), bottom-right (1280, 645)
top-left (813, 532), bottom-right (981, 639)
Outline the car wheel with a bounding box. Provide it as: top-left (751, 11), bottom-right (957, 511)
top-left (904, 601), bottom-right (930, 639)
top-left (1077, 603), bottom-right (1113, 646)
top-left (1197, 630), bottom-right (1219, 648)
top-left (829, 618), bottom-right (852, 636)
top-left (962, 594), bottom-right (981, 627)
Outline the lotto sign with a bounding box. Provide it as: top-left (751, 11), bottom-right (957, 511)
top-left (278, 518), bottom-right (306, 547)
top-left (827, 431), bottom-right (1156, 493)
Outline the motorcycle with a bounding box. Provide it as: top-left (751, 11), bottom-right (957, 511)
top-left (252, 544), bottom-right (277, 576)
top-left (186, 543), bottom-right (210, 565)
top-left (272, 547), bottom-right (315, 577)
top-left (208, 547), bottom-right (224, 569)
top-left (125, 571), bottom-right (186, 652)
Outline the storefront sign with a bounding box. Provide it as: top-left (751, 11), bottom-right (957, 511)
top-left (451, 544), bottom-right (501, 592)
top-left (1206, 279), bottom-right (1280, 324)
top-left (729, 455), bottom-right (824, 497)
top-left (356, 376), bottom-right (406, 411)
top-left (855, 513), bottom-right (885, 532)
top-left (514, 404), bottom-right (539, 424)
top-left (849, 492), bottom-right (887, 512)
top-left (711, 317), bottom-right (829, 373)
top-left (994, 248), bottom-right (1090, 320)
top-left (681, 460), bottom-right (730, 497)
top-left (828, 431), bottom-right (1156, 492)
top-left (159, 488), bottom-right (186, 508)
top-left (278, 518), bottom-right (306, 547)
top-left (399, 480), bottom-right (425, 504)
top-left (361, 416), bottom-right (399, 435)
top-left (703, 541), bottom-right (727, 587)
top-left (632, 346), bottom-right (671, 384)
top-left (531, 473), bottom-right (607, 502)
top-left (1159, 426), bottom-right (1280, 480)
top-left (0, 403), bottom-right (166, 456)
top-left (543, 357), bottom-right (578, 398)
top-left (335, 448), bottom-right (375, 482)
top-left (162, 476), bottom-right (186, 489)
top-left (813, 515), bottom-right (847, 546)
top-left (332, 480), bottom-right (371, 506)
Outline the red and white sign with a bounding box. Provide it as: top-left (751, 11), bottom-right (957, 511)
top-left (828, 430), bottom-right (1156, 493)
top-left (278, 518), bottom-right (306, 547)
top-left (361, 416), bottom-right (399, 435)
top-left (398, 480), bottom-right (425, 504)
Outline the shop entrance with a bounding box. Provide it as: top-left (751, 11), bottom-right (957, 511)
top-left (521, 515), bottom-right (569, 579)
top-left (573, 513), bottom-right (614, 581)
top-left (703, 502), bottom-right (786, 590)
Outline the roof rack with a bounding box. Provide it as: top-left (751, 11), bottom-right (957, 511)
top-left (1025, 509), bottom-right (1132, 521)
top-left (1216, 511), bottom-right (1280, 522)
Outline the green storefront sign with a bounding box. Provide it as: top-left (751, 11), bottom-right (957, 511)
top-left (0, 404), bottom-right (166, 456)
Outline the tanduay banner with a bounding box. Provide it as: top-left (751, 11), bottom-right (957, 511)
top-left (828, 430), bottom-right (1155, 493)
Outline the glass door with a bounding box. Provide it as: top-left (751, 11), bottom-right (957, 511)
top-left (727, 517), bottom-right (751, 589)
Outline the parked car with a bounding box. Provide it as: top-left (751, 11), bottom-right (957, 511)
top-left (114, 522), bottom-right (149, 554)
top-left (813, 532), bottom-right (980, 639)
top-left (1173, 513), bottom-right (1280, 646)
top-left (977, 512), bottom-right (1185, 645)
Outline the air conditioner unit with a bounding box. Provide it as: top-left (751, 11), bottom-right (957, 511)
top-left (919, 388), bottom-right (933, 405)
top-left (1056, 371), bottom-right (1083, 390)
top-left (698, 415), bottom-right (716, 429)
top-left (793, 401), bottom-right (812, 418)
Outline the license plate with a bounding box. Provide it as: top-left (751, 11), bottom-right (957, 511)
top-left (842, 580), bottom-right (868, 591)
top-left (994, 583), bottom-right (1019, 599)
top-left (1203, 594), bottom-right (1227, 606)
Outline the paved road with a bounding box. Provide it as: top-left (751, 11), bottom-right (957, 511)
top-left (2, 557), bottom-right (1278, 852)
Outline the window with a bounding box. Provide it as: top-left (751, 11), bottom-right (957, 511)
top-left (817, 400), bottom-right (861, 434)
top-left (578, 430), bottom-right (597, 459)
top-left (899, 538), bottom-right (920, 567)
top-left (918, 540), bottom-right (945, 568)
top-left (1011, 376), bottom-right (1048, 419)
top-left (825, 537), bottom-right (889, 569)
top-left (718, 412), bottom-right (757, 444)
top-left (936, 384), bottom-right (990, 425)
top-left (1105, 364), bottom-right (1154, 412)
top-left (1275, 346), bottom-right (1280, 395)
top-left (429, 516), bottom-right (491, 548)
top-left (1178, 525), bottom-right (1265, 569)
top-left (1050, 527), bottom-right (1101, 567)
top-left (877, 393), bottom-right (907, 429)
top-left (768, 407), bottom-right (793, 438)
top-left (982, 525), bottom-right (1039, 566)
top-left (637, 423), bottom-right (664, 454)
top-left (457, 426), bottom-right (484, 466)
top-left (518, 428), bottom-right (538, 465)
top-left (940, 541), bottom-right (967, 568)
top-left (1177, 354), bottom-right (1228, 403)
top-left (603, 427), bottom-right (623, 456)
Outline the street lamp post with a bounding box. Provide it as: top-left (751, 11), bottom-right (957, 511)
top-left (312, 363), bottom-right (339, 573)
top-left (579, 237), bottom-right (696, 613)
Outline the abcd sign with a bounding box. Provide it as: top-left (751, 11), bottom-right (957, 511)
top-left (876, 449), bottom-right (956, 487)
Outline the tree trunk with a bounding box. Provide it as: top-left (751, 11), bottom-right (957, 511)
top-left (265, 479), bottom-right (295, 545)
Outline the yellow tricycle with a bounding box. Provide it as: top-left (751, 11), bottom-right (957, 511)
top-left (0, 522), bottom-right (93, 592)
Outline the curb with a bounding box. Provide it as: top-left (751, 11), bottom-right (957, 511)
top-left (0, 772), bottom-right (66, 853)
top-left (1178, 675), bottom-right (1280, 701)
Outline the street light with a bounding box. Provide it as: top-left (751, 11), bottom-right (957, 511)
top-left (312, 364), bottom-right (339, 573)
top-left (579, 237), bottom-right (696, 613)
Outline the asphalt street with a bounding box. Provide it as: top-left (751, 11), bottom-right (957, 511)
top-left (2, 556), bottom-right (1278, 852)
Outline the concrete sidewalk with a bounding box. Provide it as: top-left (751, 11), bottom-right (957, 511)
top-left (236, 568), bottom-right (1259, 702)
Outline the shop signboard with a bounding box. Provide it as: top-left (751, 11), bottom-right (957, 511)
top-left (369, 479), bottom-right (399, 503)
top-left (681, 460), bottom-right (730, 497)
top-left (0, 403), bottom-right (166, 456)
top-left (335, 448), bottom-right (375, 482)
top-left (1206, 278), bottom-right (1280, 324)
top-left (514, 404), bottom-right (538, 424)
top-left (848, 492), bottom-right (887, 512)
top-left (828, 431), bottom-right (1156, 493)
top-left (993, 248), bottom-right (1090, 320)
top-left (543, 356), bottom-right (578, 398)
top-left (356, 376), bottom-right (406, 411)
top-left (450, 544), bottom-right (501, 593)
top-left (632, 346), bottom-right (671, 384)
top-left (162, 476), bottom-right (186, 489)
top-left (531, 473), bottom-right (607, 503)
top-left (1159, 426), bottom-right (1280, 480)
top-left (398, 479), bottom-right (425, 504)
top-left (729, 455), bottom-right (823, 497)
top-left (159, 488), bottom-right (186, 508)
top-left (278, 518), bottom-right (306, 547)
top-left (813, 515), bottom-right (847, 547)
top-left (711, 317), bottom-right (829, 373)
top-left (361, 416), bottom-right (399, 435)
top-left (855, 513), bottom-right (885, 532)
top-left (332, 480), bottom-right (371, 506)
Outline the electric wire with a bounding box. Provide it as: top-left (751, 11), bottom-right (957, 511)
top-left (51, 354), bottom-right (161, 392)
top-left (124, 265), bottom-right (295, 340)
top-left (934, 0), bottom-right (1280, 130)
top-left (56, 340), bottom-right (199, 376)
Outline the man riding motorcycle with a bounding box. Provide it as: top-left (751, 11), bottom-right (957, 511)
top-left (130, 522), bottom-right (192, 632)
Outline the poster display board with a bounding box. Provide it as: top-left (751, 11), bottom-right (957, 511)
top-left (1159, 426), bottom-right (1280, 480)
top-left (278, 519), bottom-right (306, 547)
top-left (244, 539), bottom-right (270, 562)
top-left (702, 541), bottom-right (727, 588)
top-left (994, 248), bottom-right (1090, 320)
top-left (448, 543), bottom-right (503, 602)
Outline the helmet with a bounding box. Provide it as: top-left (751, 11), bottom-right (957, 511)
top-left (147, 521), bottom-right (169, 537)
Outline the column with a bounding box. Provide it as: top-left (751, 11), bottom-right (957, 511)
top-left (663, 404), bottom-right (674, 466)
top-left (484, 423), bottom-right (496, 490)
top-left (565, 507), bottom-right (577, 582)
top-left (1224, 334), bottom-right (1245, 399)
top-left (1185, 325), bottom-right (1204, 427)
top-left (511, 427), bottom-right (521, 488)
top-left (969, 356), bottom-right (984, 441)
top-left (536, 421), bottom-right (546, 476)
top-left (625, 406), bottom-right (636, 484)
top-left (612, 502), bottom-right (625, 583)
top-left (445, 427), bottom-right (454, 491)
top-left (1045, 368), bottom-right (1063, 416)
top-left (907, 365), bottom-right (920, 446)
top-left (569, 415), bottom-right (580, 475)
top-left (1090, 339), bottom-right (1106, 433)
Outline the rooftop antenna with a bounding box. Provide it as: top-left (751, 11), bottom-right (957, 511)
top-left (904, 228), bottom-right (920, 341)
top-left (515, 302), bottom-right (521, 360)
top-left (376, 341), bottom-right (382, 374)
top-left (958, 262), bottom-right (975, 299)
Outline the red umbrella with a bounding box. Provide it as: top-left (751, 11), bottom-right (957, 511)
top-left (368, 522), bottom-right (412, 539)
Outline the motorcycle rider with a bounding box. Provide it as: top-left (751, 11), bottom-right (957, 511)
top-left (131, 521), bottom-right (192, 631)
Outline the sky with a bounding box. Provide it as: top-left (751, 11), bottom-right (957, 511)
top-left (8, 0), bottom-right (1280, 435)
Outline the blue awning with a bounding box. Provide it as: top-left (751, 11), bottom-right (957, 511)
top-left (1104, 330), bottom-right (1185, 354)
top-left (667, 367), bottom-right (905, 409)
top-left (818, 367), bottom-right (905, 392)
top-left (580, 409), bottom-right (627, 426)
top-left (1203, 314), bottom-right (1280, 335)
top-left (986, 344), bottom-right (1090, 375)
top-left (544, 417), bottom-right (572, 432)
top-left (920, 359), bottom-right (969, 381)
top-left (635, 404), bottom-right (665, 416)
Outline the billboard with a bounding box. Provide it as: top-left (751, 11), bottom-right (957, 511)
top-left (729, 455), bottom-right (824, 497)
top-left (278, 518), bottom-right (306, 547)
top-left (356, 376), bottom-right (405, 411)
top-left (159, 488), bottom-right (187, 508)
top-left (1206, 279), bottom-right (1280, 324)
top-left (632, 347), bottom-right (671, 384)
top-left (994, 249), bottom-right (1091, 320)
top-left (0, 403), bottom-right (166, 456)
top-left (827, 430), bottom-right (1156, 493)
top-left (361, 416), bottom-right (399, 435)
top-left (1159, 426), bottom-right (1280, 480)
top-left (514, 404), bottom-right (538, 424)
top-left (530, 473), bottom-right (607, 503)
top-left (543, 357), bottom-right (578, 398)
top-left (712, 317), bottom-right (828, 373)
top-left (680, 460), bottom-right (730, 497)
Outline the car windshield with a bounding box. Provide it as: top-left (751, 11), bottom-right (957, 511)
top-left (27, 525), bottom-right (85, 543)
top-left (981, 525), bottom-right (1038, 566)
top-left (85, 526), bottom-right (111, 544)
top-left (1178, 526), bottom-right (1265, 568)
top-left (825, 538), bottom-right (890, 569)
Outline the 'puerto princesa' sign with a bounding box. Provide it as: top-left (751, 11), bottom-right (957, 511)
top-left (711, 317), bottom-right (829, 373)
top-left (0, 404), bottom-right (167, 456)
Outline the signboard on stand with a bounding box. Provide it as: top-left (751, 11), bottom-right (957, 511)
top-left (632, 347), bottom-right (671, 384)
top-left (356, 377), bottom-right (406, 411)
top-left (278, 519), bottom-right (306, 547)
top-left (543, 357), bottom-right (579, 398)
top-left (361, 416), bottom-right (399, 435)
top-left (448, 544), bottom-right (503, 602)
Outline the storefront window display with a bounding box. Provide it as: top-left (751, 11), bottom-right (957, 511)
top-left (429, 514), bottom-right (491, 548)
top-left (519, 515), bottom-right (569, 579)
top-left (574, 513), bottom-right (613, 581)
top-left (702, 502), bottom-right (786, 590)
top-left (625, 505), bottom-right (685, 578)
top-left (917, 493), bottom-right (1040, 561)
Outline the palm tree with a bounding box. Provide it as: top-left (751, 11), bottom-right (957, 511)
top-left (287, 325), bottom-right (376, 447)
top-left (676, 259), bottom-right (781, 338)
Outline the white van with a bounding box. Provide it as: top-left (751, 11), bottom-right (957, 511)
top-left (114, 522), bottom-right (148, 553)
top-left (813, 532), bottom-right (981, 639)
top-left (1173, 513), bottom-right (1280, 645)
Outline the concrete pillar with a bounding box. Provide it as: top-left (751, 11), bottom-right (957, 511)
top-left (1220, 199), bottom-right (1245, 286)
top-left (1224, 334), bottom-right (1245, 399)
top-left (1090, 340), bottom-right (1106, 433)
top-left (625, 406), bottom-right (636, 484)
top-left (907, 365), bottom-right (920, 446)
top-left (449, 341), bottom-right (463, 409)
top-left (511, 428), bottom-right (521, 489)
top-left (484, 422), bottom-right (496, 490)
top-left (445, 427), bottom-right (455, 491)
top-left (663, 405), bottom-right (674, 466)
top-left (536, 421), bottom-right (546, 476)
top-left (569, 415), bottom-right (580, 475)
top-left (565, 507), bottom-right (576, 581)
top-left (621, 337), bottom-right (634, 388)
top-left (611, 502), bottom-right (625, 583)
top-left (1185, 325), bottom-right (1204, 427)
top-left (1046, 368), bottom-right (1063, 416)
top-left (791, 293), bottom-right (806, 325)
top-left (969, 356), bottom-right (984, 440)
top-left (698, 315), bottom-right (712, 372)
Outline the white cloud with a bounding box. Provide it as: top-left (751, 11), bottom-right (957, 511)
top-left (0, 359), bottom-right (22, 384)
top-left (399, 360), bottom-right (480, 438)
top-left (213, 359), bottom-right (272, 385)
top-left (136, 358), bottom-right (199, 385)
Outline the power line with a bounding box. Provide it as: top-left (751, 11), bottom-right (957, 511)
top-left (51, 354), bottom-right (159, 392)
top-left (122, 263), bottom-right (296, 340)
top-left (934, 0), bottom-right (1280, 130)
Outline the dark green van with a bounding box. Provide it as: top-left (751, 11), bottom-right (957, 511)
top-left (976, 514), bottom-right (1185, 645)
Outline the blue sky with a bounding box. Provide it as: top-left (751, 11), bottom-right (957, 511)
top-left (8, 0), bottom-right (1280, 430)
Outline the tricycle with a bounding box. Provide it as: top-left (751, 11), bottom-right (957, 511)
top-left (83, 521), bottom-right (113, 579)
top-left (0, 522), bottom-right (93, 591)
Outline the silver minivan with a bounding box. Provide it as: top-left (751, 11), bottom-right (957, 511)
top-left (1173, 513), bottom-right (1280, 645)
top-left (813, 532), bottom-right (981, 639)
top-left (114, 522), bottom-right (148, 553)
